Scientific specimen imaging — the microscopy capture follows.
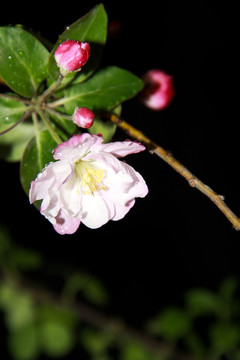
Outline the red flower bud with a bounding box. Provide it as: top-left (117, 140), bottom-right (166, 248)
top-left (54, 40), bottom-right (90, 76)
top-left (72, 107), bottom-right (95, 129)
top-left (140, 69), bottom-right (174, 110)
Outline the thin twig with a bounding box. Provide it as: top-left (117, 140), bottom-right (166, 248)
top-left (108, 113), bottom-right (240, 231)
top-left (0, 108), bottom-right (34, 135)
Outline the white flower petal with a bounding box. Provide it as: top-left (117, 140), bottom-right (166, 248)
top-left (100, 140), bottom-right (146, 158)
top-left (29, 133), bottom-right (148, 235)
top-left (60, 174), bottom-right (82, 217)
top-left (81, 194), bottom-right (111, 229)
top-left (54, 209), bottom-right (81, 235)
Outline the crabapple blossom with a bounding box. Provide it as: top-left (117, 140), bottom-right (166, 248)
top-left (72, 107), bottom-right (95, 129)
top-left (29, 133), bottom-right (148, 235)
top-left (54, 40), bottom-right (90, 76)
top-left (140, 69), bottom-right (174, 110)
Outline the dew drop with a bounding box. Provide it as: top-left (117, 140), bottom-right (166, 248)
top-left (8, 55), bottom-right (13, 67)
top-left (5, 116), bottom-right (9, 121)
top-left (18, 50), bottom-right (24, 56)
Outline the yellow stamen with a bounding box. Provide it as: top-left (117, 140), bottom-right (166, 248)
top-left (74, 159), bottom-right (105, 195)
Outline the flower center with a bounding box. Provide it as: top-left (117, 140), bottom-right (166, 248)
top-left (74, 159), bottom-right (106, 195)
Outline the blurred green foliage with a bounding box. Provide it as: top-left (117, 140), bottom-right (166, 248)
top-left (1, 223), bottom-right (240, 360)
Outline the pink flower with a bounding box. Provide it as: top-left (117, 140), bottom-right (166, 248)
top-left (54, 40), bottom-right (90, 76)
top-left (140, 69), bottom-right (174, 110)
top-left (72, 107), bottom-right (95, 129)
top-left (29, 134), bottom-right (148, 235)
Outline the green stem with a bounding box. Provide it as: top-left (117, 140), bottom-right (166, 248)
top-left (32, 112), bottom-right (39, 135)
top-left (45, 106), bottom-right (73, 121)
top-left (0, 93), bottom-right (32, 105)
top-left (32, 112), bottom-right (42, 159)
top-left (47, 96), bottom-right (68, 109)
top-left (38, 75), bottom-right (64, 104)
top-left (38, 109), bottom-right (62, 144)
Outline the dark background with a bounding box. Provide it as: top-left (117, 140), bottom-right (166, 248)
top-left (1, 0), bottom-right (239, 340)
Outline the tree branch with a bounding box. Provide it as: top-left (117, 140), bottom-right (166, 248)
top-left (108, 113), bottom-right (240, 231)
top-left (0, 108), bottom-right (34, 135)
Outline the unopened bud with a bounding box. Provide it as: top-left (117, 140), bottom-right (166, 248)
top-left (140, 69), bottom-right (174, 110)
top-left (72, 107), bottom-right (95, 129)
top-left (54, 40), bottom-right (90, 76)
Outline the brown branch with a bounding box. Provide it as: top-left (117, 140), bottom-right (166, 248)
top-left (108, 113), bottom-right (240, 231)
top-left (0, 108), bottom-right (34, 135)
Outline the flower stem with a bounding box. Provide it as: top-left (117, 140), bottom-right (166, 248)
top-left (45, 106), bottom-right (73, 121)
top-left (32, 112), bottom-right (39, 135)
top-left (38, 75), bottom-right (64, 104)
top-left (109, 113), bottom-right (240, 231)
top-left (47, 96), bottom-right (68, 108)
top-left (38, 109), bottom-right (62, 144)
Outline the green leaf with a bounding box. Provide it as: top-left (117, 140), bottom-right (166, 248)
top-left (185, 289), bottom-right (223, 317)
top-left (6, 294), bottom-right (35, 331)
top-left (38, 304), bottom-right (76, 357)
top-left (234, 350), bottom-right (240, 360)
top-left (62, 66), bottom-right (144, 114)
top-left (0, 284), bottom-right (35, 330)
top-left (209, 323), bottom-right (240, 354)
top-left (63, 271), bottom-right (108, 306)
top-left (0, 95), bottom-right (27, 132)
top-left (39, 321), bottom-right (74, 357)
top-left (80, 329), bottom-right (113, 357)
top-left (20, 130), bottom-right (57, 195)
top-left (89, 115), bottom-right (116, 142)
top-left (8, 325), bottom-right (39, 360)
top-left (48, 4), bottom-right (108, 82)
top-left (147, 307), bottom-right (191, 341)
top-left (88, 104), bottom-right (120, 142)
top-left (11, 247), bottom-right (42, 271)
top-left (219, 277), bottom-right (238, 301)
top-left (0, 122), bottom-right (35, 162)
top-left (120, 342), bottom-right (163, 360)
top-left (47, 110), bottom-right (77, 141)
top-left (39, 304), bottom-right (77, 331)
top-left (0, 27), bottom-right (49, 98)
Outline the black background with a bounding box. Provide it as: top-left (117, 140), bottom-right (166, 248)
top-left (1, 0), bottom-right (240, 352)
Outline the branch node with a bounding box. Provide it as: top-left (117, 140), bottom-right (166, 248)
top-left (189, 179), bottom-right (196, 188)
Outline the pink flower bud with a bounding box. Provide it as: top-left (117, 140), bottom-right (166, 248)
top-left (72, 107), bottom-right (95, 129)
top-left (140, 69), bottom-right (174, 110)
top-left (54, 40), bottom-right (90, 76)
